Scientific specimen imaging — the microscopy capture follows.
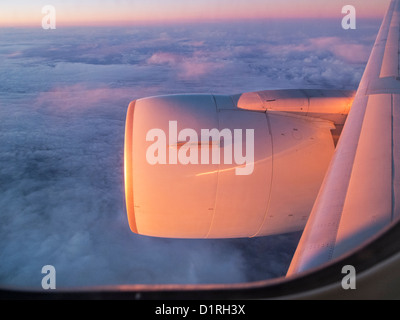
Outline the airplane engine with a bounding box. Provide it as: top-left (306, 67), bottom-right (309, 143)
top-left (124, 94), bottom-right (337, 238)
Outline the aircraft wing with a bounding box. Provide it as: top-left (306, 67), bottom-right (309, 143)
top-left (287, 0), bottom-right (400, 276)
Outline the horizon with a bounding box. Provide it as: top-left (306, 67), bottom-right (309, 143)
top-left (0, 16), bottom-right (385, 29)
top-left (0, 0), bottom-right (390, 27)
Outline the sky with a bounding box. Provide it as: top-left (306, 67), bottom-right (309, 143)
top-left (0, 2), bottom-right (387, 289)
top-left (0, 0), bottom-right (392, 27)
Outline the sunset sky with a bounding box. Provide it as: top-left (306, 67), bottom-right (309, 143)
top-left (0, 0), bottom-right (391, 27)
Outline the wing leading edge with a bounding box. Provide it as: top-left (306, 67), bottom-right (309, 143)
top-left (287, 0), bottom-right (400, 276)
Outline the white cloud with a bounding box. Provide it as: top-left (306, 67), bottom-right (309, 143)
top-left (147, 51), bottom-right (224, 80)
top-left (0, 19), bottom-right (378, 288)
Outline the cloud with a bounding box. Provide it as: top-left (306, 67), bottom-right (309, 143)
top-left (0, 19), bottom-right (379, 289)
top-left (147, 51), bottom-right (224, 80)
top-left (308, 37), bottom-right (371, 63)
top-left (0, 78), bottom-right (300, 288)
top-left (147, 52), bottom-right (182, 65)
top-left (33, 84), bottom-right (134, 113)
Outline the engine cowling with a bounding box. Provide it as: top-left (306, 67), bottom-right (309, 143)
top-left (124, 93), bottom-right (337, 238)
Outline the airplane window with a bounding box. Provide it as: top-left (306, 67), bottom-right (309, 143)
top-left (0, 0), bottom-right (397, 300)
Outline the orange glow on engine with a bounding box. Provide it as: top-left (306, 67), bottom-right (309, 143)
top-left (124, 101), bottom-right (137, 233)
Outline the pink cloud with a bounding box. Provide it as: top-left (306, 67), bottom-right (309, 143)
top-left (146, 52), bottom-right (182, 65)
top-left (178, 60), bottom-right (222, 79)
top-left (309, 37), bottom-right (370, 63)
top-left (147, 51), bottom-right (223, 80)
top-left (268, 36), bottom-right (370, 64)
top-left (33, 84), bottom-right (134, 113)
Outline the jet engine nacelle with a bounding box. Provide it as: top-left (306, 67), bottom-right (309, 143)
top-left (124, 92), bottom-right (343, 238)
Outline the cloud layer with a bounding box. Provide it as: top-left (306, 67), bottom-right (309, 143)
top-left (0, 18), bottom-right (380, 289)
